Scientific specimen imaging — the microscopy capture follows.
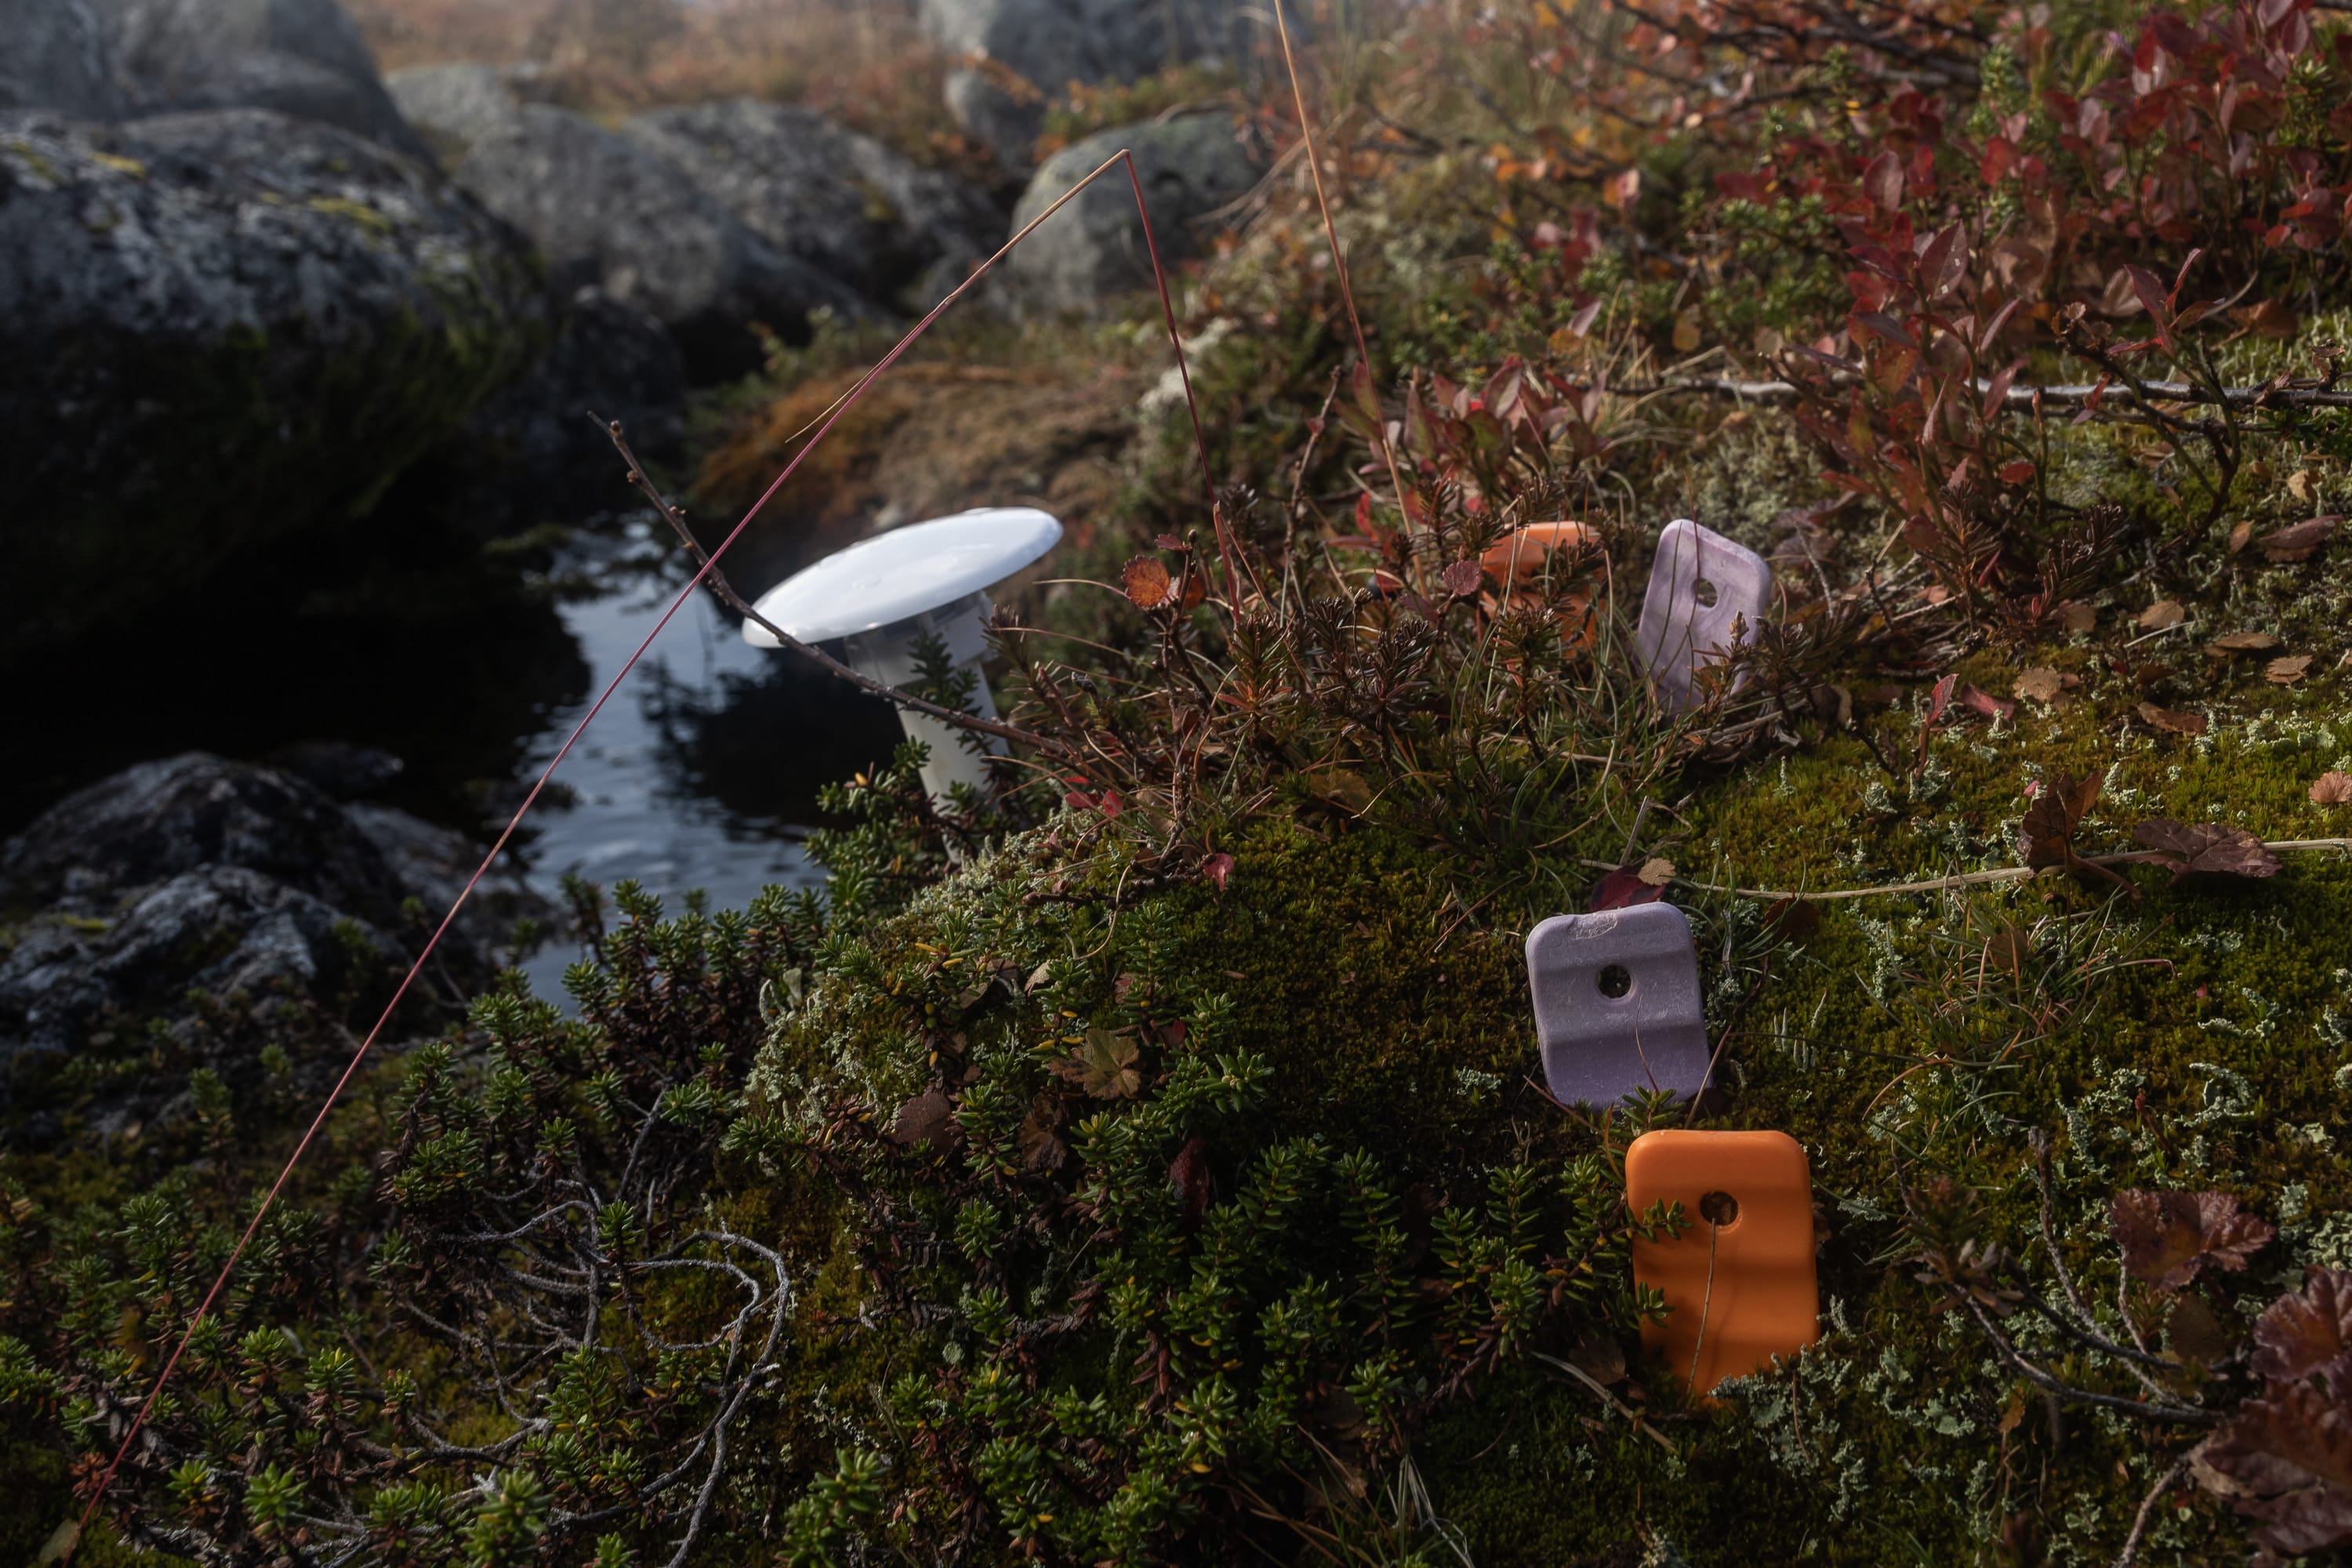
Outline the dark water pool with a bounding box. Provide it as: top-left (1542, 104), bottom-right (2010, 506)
top-left (8, 512), bottom-right (906, 995)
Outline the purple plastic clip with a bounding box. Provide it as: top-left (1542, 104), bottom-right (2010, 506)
top-left (1635, 518), bottom-right (1772, 713)
top-left (1526, 902), bottom-right (1713, 1107)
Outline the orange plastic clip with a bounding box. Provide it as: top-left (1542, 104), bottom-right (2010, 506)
top-left (1625, 1129), bottom-right (1819, 1396)
top-left (1478, 521), bottom-right (1606, 648)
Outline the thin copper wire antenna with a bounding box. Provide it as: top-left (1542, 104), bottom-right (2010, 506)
top-left (1274, 2), bottom-right (1414, 542)
top-left (72, 146), bottom-right (1230, 1548)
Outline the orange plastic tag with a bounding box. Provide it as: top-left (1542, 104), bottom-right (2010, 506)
top-left (1625, 1130), bottom-right (1819, 1395)
top-left (1479, 521), bottom-right (1606, 647)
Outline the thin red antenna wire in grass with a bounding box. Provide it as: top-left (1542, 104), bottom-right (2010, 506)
top-left (71, 147), bottom-right (1225, 1548)
top-left (1274, 4), bottom-right (1415, 535)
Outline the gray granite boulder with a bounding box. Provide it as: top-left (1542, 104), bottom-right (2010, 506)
top-left (918, 0), bottom-right (1287, 167)
top-left (0, 107), bottom-right (548, 656)
top-left (0, 0), bottom-right (125, 116)
top-left (93, 0), bottom-right (427, 152)
top-left (0, 753), bottom-right (547, 1073)
top-left (624, 96), bottom-right (1004, 310)
top-left (384, 59), bottom-right (524, 161)
top-left (426, 285), bottom-right (690, 534)
top-left (449, 103), bottom-right (868, 380)
top-left (1001, 113), bottom-right (1260, 314)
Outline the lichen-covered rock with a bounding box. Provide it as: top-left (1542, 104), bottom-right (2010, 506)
top-left (0, 0), bottom-right (125, 117)
top-left (0, 107), bottom-right (547, 655)
top-left (93, 0), bottom-right (426, 152)
top-left (448, 102), bottom-right (867, 380)
top-left (624, 96), bottom-right (1004, 310)
top-left (384, 58), bottom-right (523, 162)
top-left (422, 284), bottom-right (690, 534)
top-left (917, 0), bottom-right (1287, 166)
top-left (1001, 113), bottom-right (1261, 314)
top-left (0, 753), bottom-right (546, 1072)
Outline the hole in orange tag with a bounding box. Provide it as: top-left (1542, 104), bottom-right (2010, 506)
top-left (1626, 1130), bottom-right (1818, 1396)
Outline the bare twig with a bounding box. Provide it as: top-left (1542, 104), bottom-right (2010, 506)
top-left (1577, 839), bottom-right (2352, 902)
top-left (1628, 374), bottom-right (2352, 411)
top-left (596, 415), bottom-right (1044, 750)
top-left (2114, 1451), bottom-right (2194, 1568)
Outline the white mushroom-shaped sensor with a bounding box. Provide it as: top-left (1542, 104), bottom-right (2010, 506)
top-left (743, 507), bottom-right (1062, 802)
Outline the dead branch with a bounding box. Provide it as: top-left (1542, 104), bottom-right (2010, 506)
top-left (593, 414), bottom-right (1047, 750)
top-left (1630, 374), bottom-right (2352, 411)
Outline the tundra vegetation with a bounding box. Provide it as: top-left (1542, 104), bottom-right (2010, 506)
top-left (9, 0), bottom-right (2352, 1564)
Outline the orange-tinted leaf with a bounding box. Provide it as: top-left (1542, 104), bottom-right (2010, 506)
top-left (2312, 771), bottom-right (2352, 805)
top-left (2014, 667), bottom-right (2065, 703)
top-left (2137, 599), bottom-right (2187, 630)
top-left (1048, 1025), bottom-right (1142, 1099)
top-left (2021, 771), bottom-right (2102, 869)
top-left (1123, 555), bottom-right (1173, 610)
top-left (2263, 517), bottom-right (2339, 563)
top-left (2111, 1189), bottom-right (2274, 1290)
top-left (2231, 298), bottom-right (2301, 339)
top-left (1018, 1103), bottom-right (1069, 1172)
top-left (2208, 631), bottom-right (2281, 655)
top-left (2269, 655), bottom-right (2314, 685)
top-left (2137, 702), bottom-right (2208, 736)
top-left (2132, 819), bottom-right (2283, 882)
top-left (1180, 569), bottom-right (1207, 610)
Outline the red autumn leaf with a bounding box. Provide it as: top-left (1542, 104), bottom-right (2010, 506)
top-left (1018, 1102), bottom-right (1069, 1173)
top-left (1180, 570), bottom-right (1207, 610)
top-left (1923, 671), bottom-right (1958, 728)
top-left (1998, 459), bottom-right (2037, 485)
top-left (1589, 865), bottom-right (1666, 911)
top-left (2131, 819), bottom-right (2283, 883)
top-left (1442, 558), bottom-right (1486, 599)
top-left (1958, 684), bottom-right (2016, 722)
top-left (2111, 1189), bottom-right (2275, 1291)
top-left (1122, 555), bottom-right (1173, 610)
top-left (1864, 149), bottom-right (1904, 211)
top-left (1761, 897), bottom-right (1821, 942)
top-left (2198, 1381), bottom-right (2352, 1556)
top-left (2253, 1269), bottom-right (2352, 1384)
top-left (2020, 771), bottom-right (2104, 871)
top-left (891, 1088), bottom-right (958, 1150)
top-left (2263, 516), bottom-right (2340, 563)
top-left (1201, 851), bottom-right (1235, 891)
top-left (1169, 1133), bottom-right (1212, 1227)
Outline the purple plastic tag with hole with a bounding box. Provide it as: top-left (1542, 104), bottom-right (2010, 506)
top-left (1526, 902), bottom-right (1712, 1107)
top-left (1635, 518), bottom-right (1772, 713)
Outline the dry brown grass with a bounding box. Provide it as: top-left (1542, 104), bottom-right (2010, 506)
top-left (350, 0), bottom-right (983, 167)
top-left (689, 359), bottom-right (1142, 596)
